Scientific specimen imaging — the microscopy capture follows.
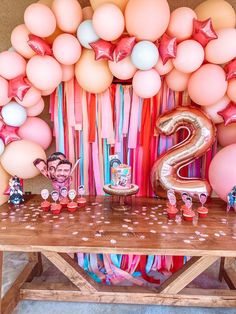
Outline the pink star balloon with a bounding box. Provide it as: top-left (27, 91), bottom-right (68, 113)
top-left (0, 120), bottom-right (21, 145)
top-left (192, 18), bottom-right (218, 47)
top-left (218, 101), bottom-right (236, 126)
top-left (158, 34), bottom-right (177, 65)
top-left (113, 37), bottom-right (136, 62)
top-left (8, 75), bottom-right (31, 101)
top-left (90, 39), bottom-right (115, 61)
top-left (28, 34), bottom-right (53, 56)
top-left (225, 59), bottom-right (236, 80)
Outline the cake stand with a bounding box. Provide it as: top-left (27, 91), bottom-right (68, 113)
top-left (103, 184), bottom-right (139, 212)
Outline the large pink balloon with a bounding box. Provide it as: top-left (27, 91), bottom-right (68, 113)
top-left (93, 3), bottom-right (125, 41)
top-left (167, 7), bottom-right (197, 42)
top-left (173, 40), bottom-right (204, 73)
top-left (125, 0), bottom-right (170, 41)
top-left (61, 64), bottom-right (75, 82)
top-left (217, 123), bottom-right (236, 147)
top-left (1, 139), bottom-right (46, 179)
top-left (132, 69), bottom-right (161, 98)
top-left (209, 144), bottom-right (236, 201)
top-left (53, 34), bottom-right (82, 65)
top-left (16, 86), bottom-right (41, 108)
top-left (203, 95), bottom-right (229, 124)
top-left (188, 64), bottom-right (228, 106)
top-left (205, 28), bottom-right (236, 64)
top-left (0, 77), bottom-right (10, 106)
top-left (155, 59), bottom-right (173, 76)
top-left (26, 98), bottom-right (45, 116)
top-left (26, 55), bottom-right (62, 91)
top-left (0, 51), bottom-right (26, 80)
top-left (166, 68), bottom-right (190, 92)
top-left (227, 79), bottom-right (236, 102)
top-left (41, 88), bottom-right (55, 96)
top-left (18, 117), bottom-right (52, 150)
top-left (108, 57), bottom-right (136, 80)
top-left (24, 3), bottom-right (56, 37)
top-left (11, 24), bottom-right (35, 59)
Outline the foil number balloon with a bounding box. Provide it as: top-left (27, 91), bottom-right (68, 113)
top-left (151, 107), bottom-right (216, 197)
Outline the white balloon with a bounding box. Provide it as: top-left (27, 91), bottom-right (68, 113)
top-left (77, 20), bottom-right (99, 49)
top-left (131, 41), bottom-right (159, 71)
top-left (0, 139), bottom-right (5, 156)
top-left (2, 102), bottom-right (27, 127)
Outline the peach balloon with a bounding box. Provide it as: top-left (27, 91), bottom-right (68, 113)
top-left (38, 0), bottom-right (53, 7)
top-left (92, 3), bottom-right (125, 41)
top-left (227, 79), bottom-right (236, 102)
top-left (75, 49), bottom-right (113, 94)
top-left (217, 123), bottom-right (236, 147)
top-left (203, 95), bottom-right (229, 124)
top-left (173, 40), bottom-right (204, 73)
top-left (61, 64), bottom-right (75, 82)
top-left (24, 3), bottom-right (56, 37)
top-left (0, 164), bottom-right (11, 206)
top-left (11, 24), bottom-right (35, 59)
top-left (26, 55), bottom-right (62, 91)
top-left (18, 117), bottom-right (52, 150)
top-left (1, 140), bottom-right (46, 179)
top-left (53, 34), bottom-right (81, 65)
top-left (166, 68), bottom-right (190, 92)
top-left (51, 0), bottom-right (82, 33)
top-left (16, 86), bottom-right (41, 108)
top-left (167, 7), bottom-right (197, 42)
top-left (194, 0), bottom-right (236, 30)
top-left (41, 88), bottom-right (55, 96)
top-left (132, 69), bottom-right (161, 98)
top-left (82, 6), bottom-right (94, 20)
top-left (188, 64), bottom-right (227, 106)
top-left (205, 28), bottom-right (236, 64)
top-left (155, 59), bottom-right (173, 76)
top-left (0, 51), bottom-right (26, 80)
top-left (0, 77), bottom-right (10, 106)
top-left (90, 0), bottom-right (128, 12)
top-left (125, 0), bottom-right (170, 41)
top-left (26, 98), bottom-right (45, 117)
top-left (108, 57), bottom-right (136, 80)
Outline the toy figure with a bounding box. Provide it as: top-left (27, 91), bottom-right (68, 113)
top-left (40, 189), bottom-right (51, 212)
top-left (197, 193), bottom-right (209, 218)
top-left (67, 189), bottom-right (77, 213)
top-left (8, 176), bottom-right (24, 205)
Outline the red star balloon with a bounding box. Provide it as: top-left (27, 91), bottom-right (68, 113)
top-left (218, 101), bottom-right (236, 126)
top-left (113, 37), bottom-right (136, 62)
top-left (28, 34), bottom-right (53, 56)
top-left (90, 39), bottom-right (115, 61)
top-left (8, 75), bottom-right (31, 101)
top-left (192, 18), bottom-right (218, 47)
top-left (225, 59), bottom-right (236, 80)
top-left (0, 122), bottom-right (21, 145)
top-left (158, 34), bottom-right (177, 65)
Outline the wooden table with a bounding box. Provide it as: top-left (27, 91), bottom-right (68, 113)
top-left (0, 195), bottom-right (236, 313)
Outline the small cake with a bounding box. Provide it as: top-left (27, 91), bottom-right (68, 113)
top-left (60, 197), bottom-right (69, 209)
top-left (67, 201), bottom-right (77, 213)
top-left (197, 206), bottom-right (208, 218)
top-left (51, 203), bottom-right (62, 215)
top-left (111, 164), bottom-right (131, 190)
top-left (167, 205), bottom-right (178, 220)
top-left (183, 209), bottom-right (195, 221)
top-left (41, 200), bottom-right (51, 212)
top-left (77, 197), bottom-right (86, 207)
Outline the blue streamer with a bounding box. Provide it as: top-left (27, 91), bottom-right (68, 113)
top-left (104, 139), bottom-right (110, 185)
top-left (80, 131), bottom-right (84, 186)
top-left (146, 255), bottom-right (154, 274)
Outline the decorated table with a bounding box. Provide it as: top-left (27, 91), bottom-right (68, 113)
top-left (0, 195), bottom-right (236, 313)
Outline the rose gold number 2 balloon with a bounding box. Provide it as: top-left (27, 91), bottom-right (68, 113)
top-left (151, 106), bottom-right (216, 197)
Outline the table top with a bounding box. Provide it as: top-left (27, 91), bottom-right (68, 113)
top-left (0, 195), bottom-right (235, 256)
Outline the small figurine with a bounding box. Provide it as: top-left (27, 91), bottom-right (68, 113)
top-left (60, 187), bottom-right (69, 209)
top-left (166, 191), bottom-right (178, 219)
top-left (40, 189), bottom-right (51, 212)
top-left (197, 193), bottom-right (209, 218)
top-left (183, 197), bottom-right (196, 221)
top-left (8, 176), bottom-right (24, 206)
top-left (50, 190), bottom-right (61, 215)
top-left (227, 186), bottom-right (236, 213)
top-left (77, 185), bottom-right (86, 207)
top-left (67, 189), bottom-right (77, 213)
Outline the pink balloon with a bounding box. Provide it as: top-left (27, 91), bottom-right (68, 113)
top-left (92, 3), bottom-right (125, 41)
top-left (41, 88), bottom-right (55, 96)
top-left (82, 6), bottom-right (94, 20)
top-left (16, 86), bottom-right (42, 108)
top-left (0, 77), bottom-right (10, 106)
top-left (217, 123), bottom-right (236, 147)
top-left (11, 24), bottom-right (35, 59)
top-left (166, 68), bottom-right (190, 92)
top-left (0, 51), bottom-right (26, 80)
top-left (209, 144), bottom-right (236, 201)
top-left (125, 0), bottom-right (170, 41)
top-left (53, 34), bottom-right (82, 65)
top-left (61, 64), bottom-right (75, 82)
top-left (155, 59), bottom-right (173, 76)
top-left (167, 7), bottom-right (197, 42)
top-left (188, 64), bottom-right (228, 106)
top-left (203, 95), bottom-right (229, 124)
top-left (227, 78), bottom-right (236, 102)
top-left (26, 55), bottom-right (62, 91)
top-left (18, 117), bottom-right (52, 150)
top-left (26, 98), bottom-right (45, 116)
top-left (132, 69), bottom-right (161, 98)
top-left (24, 3), bottom-right (56, 37)
top-left (108, 57), bottom-right (136, 80)
top-left (173, 40), bottom-right (204, 73)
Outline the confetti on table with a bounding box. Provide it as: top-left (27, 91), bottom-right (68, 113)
top-left (82, 237), bottom-right (88, 241)
top-left (183, 240), bottom-right (191, 244)
top-left (72, 231), bottom-right (78, 235)
top-left (161, 233), bottom-right (166, 237)
top-left (214, 233), bottom-right (220, 237)
top-left (150, 230), bottom-right (156, 234)
top-left (122, 233), bottom-right (128, 237)
top-left (110, 239), bottom-right (117, 244)
top-left (140, 235), bottom-right (145, 239)
top-left (199, 238), bottom-right (206, 241)
top-left (122, 224), bottom-right (128, 228)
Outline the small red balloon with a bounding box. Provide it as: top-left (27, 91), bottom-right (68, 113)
top-left (28, 34), bottom-right (53, 56)
top-left (113, 37), bottom-right (136, 62)
top-left (192, 18), bottom-right (218, 47)
top-left (90, 39), bottom-right (115, 61)
top-left (218, 101), bottom-right (236, 126)
top-left (0, 121), bottom-right (21, 145)
top-left (225, 59), bottom-right (236, 80)
top-left (158, 34), bottom-right (177, 65)
top-left (8, 75), bottom-right (31, 101)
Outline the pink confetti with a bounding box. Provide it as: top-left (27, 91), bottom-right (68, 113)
top-left (110, 239), bottom-right (117, 244)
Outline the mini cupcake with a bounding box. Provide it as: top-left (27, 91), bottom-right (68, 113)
top-left (67, 201), bottom-right (77, 213)
top-left (60, 197), bottom-right (69, 209)
top-left (183, 209), bottom-right (195, 221)
top-left (77, 197), bottom-right (86, 207)
top-left (197, 206), bottom-right (208, 218)
top-left (41, 200), bottom-right (51, 212)
top-left (51, 203), bottom-right (62, 215)
top-left (167, 205), bottom-right (178, 219)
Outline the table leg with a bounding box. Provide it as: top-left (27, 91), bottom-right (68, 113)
top-left (0, 251), bottom-right (3, 314)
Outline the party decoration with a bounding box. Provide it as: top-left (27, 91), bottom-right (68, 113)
top-left (90, 39), bottom-right (115, 61)
top-left (60, 187), bottom-right (69, 207)
top-left (0, 138), bottom-right (4, 156)
top-left (113, 37), bottom-right (136, 63)
top-left (8, 75), bottom-right (31, 101)
top-left (132, 69), bottom-right (161, 98)
top-left (197, 193), bottom-right (208, 218)
top-left (203, 95), bottom-right (229, 124)
top-left (125, 0), bottom-right (170, 41)
top-left (16, 86), bottom-right (42, 108)
top-left (0, 164), bottom-right (10, 206)
top-left (1, 102), bottom-right (27, 127)
top-left (227, 186), bottom-right (236, 213)
top-left (92, 3), bottom-right (125, 41)
top-left (167, 7), bottom-right (197, 42)
top-left (90, 0), bottom-right (128, 12)
top-left (205, 28), bottom-right (236, 64)
top-left (0, 51), bottom-right (26, 80)
top-left (155, 59), bottom-right (173, 76)
top-left (53, 34), bottom-right (82, 65)
top-left (188, 64), bottom-right (227, 106)
top-left (26, 98), bottom-right (45, 117)
top-left (166, 190), bottom-right (178, 219)
top-left (108, 57), bottom-right (136, 80)
top-left (166, 68), bottom-right (190, 92)
top-left (158, 34), bottom-right (176, 65)
top-left (225, 59), bottom-right (236, 80)
top-left (151, 107), bottom-right (215, 197)
top-left (51, 0), bottom-right (82, 33)
top-left (182, 197), bottom-right (195, 221)
top-left (82, 7), bottom-right (94, 20)
top-left (27, 34), bottom-right (52, 56)
top-left (10, 24), bottom-right (35, 59)
top-left (217, 123), bottom-right (236, 147)
top-left (192, 18), bottom-right (217, 47)
top-left (51, 190), bottom-right (62, 214)
top-left (61, 64), bottom-right (75, 82)
top-left (0, 122), bottom-right (21, 145)
top-left (218, 101), bottom-right (236, 126)
top-left (173, 40), bottom-right (204, 73)
top-left (24, 3), bottom-right (56, 37)
top-left (77, 20), bottom-right (99, 49)
top-left (8, 176), bottom-right (24, 206)
top-left (131, 41), bottom-right (159, 71)
top-left (26, 55), bottom-right (62, 91)
top-left (0, 77), bottom-right (10, 106)
top-left (227, 79), bottom-right (236, 102)
top-left (40, 189), bottom-right (51, 212)
top-left (41, 88), bottom-right (55, 96)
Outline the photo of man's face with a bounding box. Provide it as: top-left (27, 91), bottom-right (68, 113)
top-left (55, 162), bottom-right (71, 183)
top-left (199, 193), bottom-right (207, 205)
top-left (60, 187), bottom-right (68, 198)
top-left (41, 189), bottom-right (49, 200)
top-left (51, 191), bottom-right (59, 202)
top-left (47, 158), bottom-right (61, 180)
top-left (169, 194), bottom-right (176, 206)
top-left (34, 159), bottom-right (48, 178)
top-left (69, 189), bottom-right (76, 200)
